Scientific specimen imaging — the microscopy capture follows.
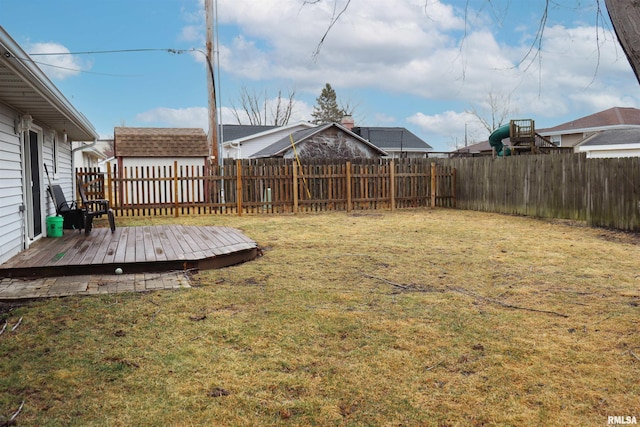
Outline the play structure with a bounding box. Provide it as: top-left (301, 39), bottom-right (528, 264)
top-left (489, 119), bottom-right (559, 156)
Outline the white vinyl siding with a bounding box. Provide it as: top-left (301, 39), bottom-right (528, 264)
top-left (0, 102), bottom-right (76, 264)
top-left (0, 102), bottom-right (25, 264)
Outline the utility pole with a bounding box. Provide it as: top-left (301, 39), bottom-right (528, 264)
top-left (205, 0), bottom-right (218, 162)
top-left (464, 123), bottom-right (468, 147)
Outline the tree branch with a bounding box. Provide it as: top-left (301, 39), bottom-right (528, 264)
top-left (448, 286), bottom-right (569, 318)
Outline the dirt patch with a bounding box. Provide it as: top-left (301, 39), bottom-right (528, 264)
top-left (0, 301), bottom-right (29, 319)
top-left (595, 227), bottom-right (640, 245)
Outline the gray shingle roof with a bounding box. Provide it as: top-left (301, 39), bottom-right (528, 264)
top-left (352, 127), bottom-right (432, 151)
top-left (580, 128), bottom-right (640, 146)
top-left (221, 124), bottom-right (277, 142)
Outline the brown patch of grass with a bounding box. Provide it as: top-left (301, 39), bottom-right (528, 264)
top-left (1, 209), bottom-right (639, 426)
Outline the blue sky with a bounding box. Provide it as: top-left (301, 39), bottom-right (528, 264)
top-left (2, 0), bottom-right (640, 151)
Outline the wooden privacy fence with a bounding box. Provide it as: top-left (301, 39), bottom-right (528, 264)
top-left (82, 159), bottom-right (455, 217)
top-left (442, 153), bottom-right (640, 231)
top-left (77, 154), bottom-right (640, 231)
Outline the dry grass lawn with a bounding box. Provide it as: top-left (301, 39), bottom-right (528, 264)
top-left (1, 208), bottom-right (639, 426)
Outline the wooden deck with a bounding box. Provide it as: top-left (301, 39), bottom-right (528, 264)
top-left (0, 225), bottom-right (259, 278)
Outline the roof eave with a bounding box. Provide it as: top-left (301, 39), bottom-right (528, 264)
top-left (0, 26), bottom-right (98, 141)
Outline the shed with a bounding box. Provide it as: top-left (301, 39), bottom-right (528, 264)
top-left (114, 127), bottom-right (209, 170)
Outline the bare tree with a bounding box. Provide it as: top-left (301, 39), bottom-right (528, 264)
top-left (103, 139), bottom-right (115, 158)
top-left (229, 86), bottom-right (296, 126)
top-left (466, 91), bottom-right (518, 134)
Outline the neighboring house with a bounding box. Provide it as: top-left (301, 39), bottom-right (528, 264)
top-left (577, 128), bottom-right (640, 158)
top-left (221, 121), bottom-right (315, 159)
top-left (251, 122), bottom-right (388, 159)
top-left (72, 139), bottom-right (110, 169)
top-left (114, 127), bottom-right (208, 170)
top-left (538, 107), bottom-right (640, 149)
top-left (351, 127), bottom-right (432, 158)
top-left (0, 26), bottom-right (98, 264)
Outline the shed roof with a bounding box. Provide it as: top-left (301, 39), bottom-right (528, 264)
top-left (114, 127), bottom-right (208, 157)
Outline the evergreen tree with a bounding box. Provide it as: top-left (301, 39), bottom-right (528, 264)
top-left (311, 83), bottom-right (344, 124)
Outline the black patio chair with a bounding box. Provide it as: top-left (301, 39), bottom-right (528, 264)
top-left (77, 181), bottom-right (116, 235)
top-left (47, 184), bottom-right (85, 231)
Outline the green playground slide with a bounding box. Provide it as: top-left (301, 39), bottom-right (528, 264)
top-left (489, 124), bottom-right (511, 156)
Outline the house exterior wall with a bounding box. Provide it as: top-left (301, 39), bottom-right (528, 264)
top-left (559, 133), bottom-right (584, 147)
top-left (540, 131), bottom-right (599, 148)
top-left (223, 124), bottom-right (313, 159)
top-left (0, 102), bottom-right (24, 264)
top-left (578, 145), bottom-right (640, 158)
top-left (44, 128), bottom-right (74, 214)
top-left (0, 102), bottom-right (74, 264)
top-left (73, 149), bottom-right (100, 169)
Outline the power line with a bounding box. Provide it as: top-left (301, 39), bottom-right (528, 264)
top-left (5, 47), bottom-right (200, 76)
top-left (27, 48), bottom-right (189, 56)
top-left (29, 59), bottom-right (142, 77)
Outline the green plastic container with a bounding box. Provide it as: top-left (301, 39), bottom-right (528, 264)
top-left (46, 215), bottom-right (64, 237)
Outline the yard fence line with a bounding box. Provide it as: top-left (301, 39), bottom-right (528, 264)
top-left (441, 153), bottom-right (640, 231)
top-left (77, 159), bottom-right (456, 217)
top-left (77, 153), bottom-right (640, 231)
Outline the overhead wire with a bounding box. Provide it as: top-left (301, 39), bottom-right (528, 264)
top-left (5, 47), bottom-right (198, 76)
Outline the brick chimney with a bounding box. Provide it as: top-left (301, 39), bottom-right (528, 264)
top-left (340, 115), bottom-right (355, 130)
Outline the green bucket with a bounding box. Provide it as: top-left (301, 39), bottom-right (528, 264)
top-left (46, 215), bottom-right (64, 237)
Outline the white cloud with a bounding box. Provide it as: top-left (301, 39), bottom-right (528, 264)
top-left (176, 0), bottom-right (640, 151)
top-left (374, 113), bottom-right (397, 124)
top-left (213, 1), bottom-right (640, 110)
top-left (221, 97), bottom-right (312, 125)
top-left (26, 42), bottom-right (89, 80)
top-left (179, 25), bottom-right (203, 43)
top-left (135, 98), bottom-right (312, 130)
top-left (407, 110), bottom-right (489, 149)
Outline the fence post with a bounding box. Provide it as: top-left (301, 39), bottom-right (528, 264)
top-left (450, 166), bottom-right (456, 209)
top-left (346, 161), bottom-right (352, 212)
top-left (106, 162), bottom-right (113, 209)
top-left (236, 159), bottom-right (243, 216)
top-left (173, 160), bottom-right (179, 217)
top-left (293, 162), bottom-right (299, 214)
top-left (452, 167), bottom-right (456, 208)
top-left (431, 162), bottom-right (436, 208)
top-left (390, 160), bottom-right (395, 211)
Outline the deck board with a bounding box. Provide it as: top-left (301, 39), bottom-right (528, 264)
top-left (113, 227), bottom-right (131, 264)
top-left (0, 225), bottom-right (258, 278)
